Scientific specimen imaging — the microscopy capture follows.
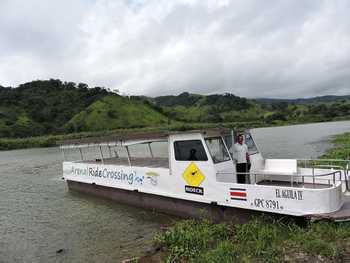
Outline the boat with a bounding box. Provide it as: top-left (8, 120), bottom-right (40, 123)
top-left (60, 128), bottom-right (350, 221)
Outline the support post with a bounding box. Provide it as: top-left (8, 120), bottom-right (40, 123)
top-left (61, 149), bottom-right (66, 161)
top-left (231, 129), bottom-right (234, 158)
top-left (99, 146), bottom-right (104, 164)
top-left (108, 146), bottom-right (112, 158)
top-left (254, 173), bottom-right (257, 185)
top-left (168, 138), bottom-right (172, 175)
top-left (114, 147), bottom-right (119, 158)
top-left (125, 146), bottom-right (131, 167)
top-left (148, 142), bottom-right (154, 158)
top-left (79, 148), bottom-right (83, 161)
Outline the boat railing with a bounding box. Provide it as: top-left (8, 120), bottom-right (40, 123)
top-left (297, 158), bottom-right (349, 170)
top-left (216, 169), bottom-right (344, 189)
top-left (297, 158), bottom-right (350, 191)
top-left (60, 139), bottom-right (168, 166)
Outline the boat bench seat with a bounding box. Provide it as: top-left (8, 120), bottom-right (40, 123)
top-left (263, 159), bottom-right (297, 174)
top-left (252, 159), bottom-right (300, 183)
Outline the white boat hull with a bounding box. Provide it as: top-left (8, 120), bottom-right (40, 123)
top-left (63, 161), bottom-right (347, 219)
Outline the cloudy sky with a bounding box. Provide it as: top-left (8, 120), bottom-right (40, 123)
top-left (0, 0), bottom-right (349, 98)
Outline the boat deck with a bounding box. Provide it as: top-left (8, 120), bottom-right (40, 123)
top-left (257, 180), bottom-right (330, 189)
top-left (79, 157), bottom-right (169, 169)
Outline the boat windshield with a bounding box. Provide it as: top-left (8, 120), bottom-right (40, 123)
top-left (224, 132), bottom-right (259, 155)
top-left (245, 133), bottom-right (259, 155)
top-left (205, 137), bottom-right (231, 163)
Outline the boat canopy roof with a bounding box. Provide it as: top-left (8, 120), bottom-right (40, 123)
top-left (59, 128), bottom-right (236, 149)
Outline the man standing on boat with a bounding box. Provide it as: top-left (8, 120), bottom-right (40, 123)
top-left (231, 134), bottom-right (250, 184)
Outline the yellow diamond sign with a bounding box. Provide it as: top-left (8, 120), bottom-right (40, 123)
top-left (182, 162), bottom-right (205, 187)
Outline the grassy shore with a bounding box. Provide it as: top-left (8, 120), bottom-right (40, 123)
top-left (321, 132), bottom-right (350, 160)
top-left (139, 133), bottom-right (350, 263)
top-left (152, 217), bottom-right (350, 262)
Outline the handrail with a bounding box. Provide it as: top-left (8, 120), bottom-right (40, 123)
top-left (217, 170), bottom-right (342, 179)
top-left (216, 170), bottom-right (343, 189)
top-left (297, 158), bottom-right (350, 191)
top-left (298, 158), bottom-right (350, 162)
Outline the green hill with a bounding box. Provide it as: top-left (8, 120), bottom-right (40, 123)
top-left (146, 92), bottom-right (253, 123)
top-left (1, 79), bottom-right (350, 141)
top-left (137, 92), bottom-right (350, 125)
top-left (65, 95), bottom-right (169, 132)
top-left (0, 79), bottom-right (170, 137)
top-left (0, 79), bottom-right (168, 138)
top-left (0, 79), bottom-right (110, 137)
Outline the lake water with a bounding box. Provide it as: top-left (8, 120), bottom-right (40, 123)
top-left (1, 121), bottom-right (350, 262)
top-left (252, 120), bottom-right (350, 159)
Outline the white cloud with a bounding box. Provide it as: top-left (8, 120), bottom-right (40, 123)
top-left (0, 0), bottom-right (349, 98)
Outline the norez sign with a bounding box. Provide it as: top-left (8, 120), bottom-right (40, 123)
top-left (185, 185), bottom-right (204, 195)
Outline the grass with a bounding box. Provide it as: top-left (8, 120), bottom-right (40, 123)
top-left (150, 133), bottom-right (350, 262)
top-left (154, 217), bottom-right (350, 263)
top-left (0, 136), bottom-right (57, 150)
top-left (322, 132), bottom-right (350, 160)
top-left (65, 95), bottom-right (169, 132)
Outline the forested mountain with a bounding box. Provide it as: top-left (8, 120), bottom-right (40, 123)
top-left (0, 80), bottom-right (109, 137)
top-left (141, 92), bottom-right (350, 124)
top-left (0, 80), bottom-right (167, 137)
top-left (154, 92), bottom-right (249, 110)
top-left (140, 92), bottom-right (252, 123)
top-left (0, 79), bottom-right (349, 139)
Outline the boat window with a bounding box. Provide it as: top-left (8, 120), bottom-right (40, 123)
top-left (174, 140), bottom-right (208, 161)
top-left (245, 133), bottom-right (258, 155)
top-left (224, 132), bottom-right (259, 156)
top-left (205, 137), bottom-right (231, 163)
top-left (127, 142), bottom-right (168, 158)
top-left (224, 135), bottom-right (233, 151)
